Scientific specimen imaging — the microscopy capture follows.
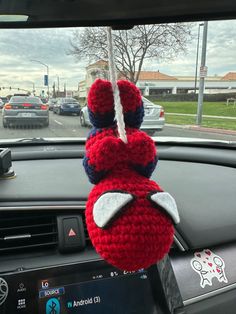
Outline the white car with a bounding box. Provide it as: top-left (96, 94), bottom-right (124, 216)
top-left (80, 96), bottom-right (165, 135)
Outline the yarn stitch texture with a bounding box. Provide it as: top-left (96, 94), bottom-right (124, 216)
top-left (84, 79), bottom-right (174, 271)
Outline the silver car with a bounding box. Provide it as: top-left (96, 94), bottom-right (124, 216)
top-left (2, 96), bottom-right (49, 128)
top-left (80, 96), bottom-right (165, 135)
top-left (48, 98), bottom-right (57, 111)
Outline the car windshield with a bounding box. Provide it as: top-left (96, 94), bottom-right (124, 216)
top-left (0, 21), bottom-right (236, 143)
top-left (142, 97), bottom-right (155, 107)
top-left (63, 98), bottom-right (77, 103)
top-left (10, 97), bottom-right (42, 104)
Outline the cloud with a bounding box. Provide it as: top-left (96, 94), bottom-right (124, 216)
top-left (0, 21), bottom-right (235, 96)
top-left (155, 20), bottom-right (236, 76)
top-left (0, 28), bottom-right (87, 94)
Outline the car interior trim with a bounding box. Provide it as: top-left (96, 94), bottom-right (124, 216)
top-left (0, 0), bottom-right (236, 29)
top-left (173, 235), bottom-right (186, 252)
top-left (5, 144), bottom-right (236, 170)
top-left (0, 204), bottom-right (186, 251)
top-left (3, 256), bottom-right (102, 276)
top-left (0, 205), bottom-right (86, 211)
top-left (183, 282), bottom-right (236, 306)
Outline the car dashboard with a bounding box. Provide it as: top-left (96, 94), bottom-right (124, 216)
top-left (0, 140), bottom-right (235, 313)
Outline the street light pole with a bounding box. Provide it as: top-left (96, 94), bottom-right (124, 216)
top-left (30, 59), bottom-right (49, 98)
top-left (57, 75), bottom-right (60, 96)
top-left (32, 83), bottom-right (35, 95)
top-left (194, 23), bottom-right (204, 93)
top-left (196, 21), bottom-right (208, 125)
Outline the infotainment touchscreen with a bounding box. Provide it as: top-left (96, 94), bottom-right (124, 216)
top-left (38, 266), bottom-right (158, 314)
top-left (0, 261), bottom-right (167, 313)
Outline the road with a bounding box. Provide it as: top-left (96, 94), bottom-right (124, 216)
top-left (0, 111), bottom-right (236, 141)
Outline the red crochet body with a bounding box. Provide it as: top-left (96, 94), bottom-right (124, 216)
top-left (86, 128), bottom-right (157, 172)
top-left (85, 128), bottom-right (174, 271)
top-left (84, 79), bottom-right (175, 271)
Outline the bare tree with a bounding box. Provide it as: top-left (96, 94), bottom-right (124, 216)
top-left (69, 24), bottom-right (193, 84)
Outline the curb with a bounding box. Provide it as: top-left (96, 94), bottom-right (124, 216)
top-left (165, 124), bottom-right (236, 135)
top-left (190, 126), bottom-right (236, 135)
top-left (165, 113), bottom-right (236, 120)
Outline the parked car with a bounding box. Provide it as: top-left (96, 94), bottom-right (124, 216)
top-left (2, 96), bottom-right (49, 128)
top-left (80, 96), bottom-right (165, 135)
top-left (53, 97), bottom-right (81, 115)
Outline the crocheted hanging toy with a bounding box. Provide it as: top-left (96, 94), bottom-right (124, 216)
top-left (83, 78), bottom-right (180, 271)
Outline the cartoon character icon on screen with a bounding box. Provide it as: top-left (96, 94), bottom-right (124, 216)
top-left (213, 256), bottom-right (228, 283)
top-left (191, 259), bottom-right (211, 288)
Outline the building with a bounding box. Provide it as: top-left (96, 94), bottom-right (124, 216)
top-left (78, 60), bottom-right (236, 99)
top-left (137, 72), bottom-right (236, 95)
top-left (137, 71), bottom-right (178, 95)
top-left (78, 60), bottom-right (109, 99)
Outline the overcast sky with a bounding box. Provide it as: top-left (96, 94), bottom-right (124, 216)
top-left (0, 20), bottom-right (235, 95)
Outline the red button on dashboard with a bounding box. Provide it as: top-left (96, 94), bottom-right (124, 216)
top-left (57, 216), bottom-right (86, 253)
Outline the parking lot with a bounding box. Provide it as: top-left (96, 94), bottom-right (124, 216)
top-left (0, 110), bottom-right (236, 141)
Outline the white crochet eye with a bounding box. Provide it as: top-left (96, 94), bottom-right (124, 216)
top-left (149, 192), bottom-right (180, 224)
top-left (93, 191), bottom-right (134, 229)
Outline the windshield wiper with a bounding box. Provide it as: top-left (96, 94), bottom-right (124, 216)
top-left (16, 137), bottom-right (49, 143)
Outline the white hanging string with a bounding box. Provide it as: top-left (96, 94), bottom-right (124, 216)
top-left (107, 27), bottom-right (127, 144)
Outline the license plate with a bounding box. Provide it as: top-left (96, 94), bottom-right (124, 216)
top-left (21, 113), bottom-right (32, 117)
top-left (70, 105), bottom-right (75, 108)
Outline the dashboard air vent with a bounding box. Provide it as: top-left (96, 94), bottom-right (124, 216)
top-left (0, 212), bottom-right (58, 254)
top-left (81, 212), bottom-right (91, 245)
